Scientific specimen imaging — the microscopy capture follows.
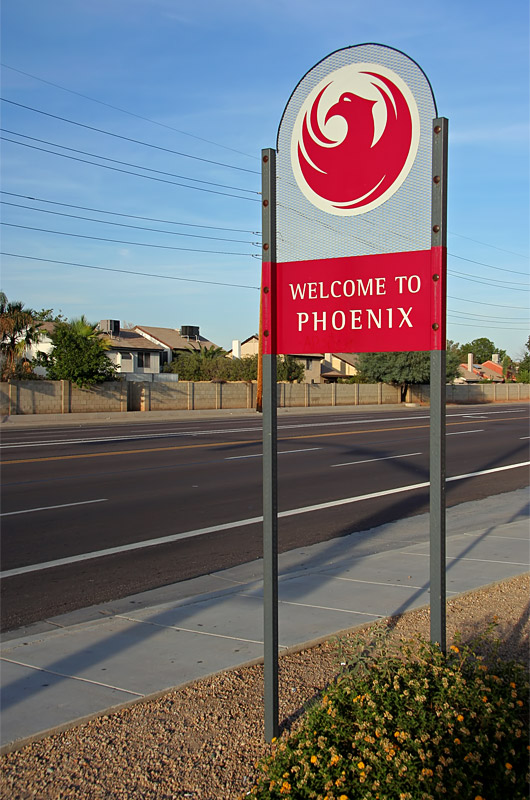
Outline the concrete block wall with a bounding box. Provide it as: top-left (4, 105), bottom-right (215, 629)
top-left (216, 382), bottom-right (254, 409)
top-left (0, 380), bottom-right (62, 415)
top-left (411, 383), bottom-right (530, 404)
top-left (1, 379), bottom-right (528, 415)
top-left (382, 384), bottom-right (402, 403)
top-left (149, 382), bottom-right (189, 411)
top-left (69, 382), bottom-right (125, 413)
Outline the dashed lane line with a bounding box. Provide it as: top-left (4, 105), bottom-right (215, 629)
top-left (1, 460), bottom-right (528, 579)
top-left (3, 416), bottom-right (527, 466)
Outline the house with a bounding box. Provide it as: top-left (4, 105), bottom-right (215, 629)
top-left (480, 357), bottom-right (515, 382)
top-left (24, 321), bottom-right (55, 376)
top-left (230, 335), bottom-right (323, 384)
top-left (320, 353), bottom-right (360, 382)
top-left (134, 324), bottom-right (219, 368)
top-left (456, 353), bottom-right (514, 384)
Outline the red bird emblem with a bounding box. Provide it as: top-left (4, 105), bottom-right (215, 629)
top-left (295, 71), bottom-right (415, 213)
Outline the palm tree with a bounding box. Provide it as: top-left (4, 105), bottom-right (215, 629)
top-left (0, 293), bottom-right (41, 380)
top-left (68, 316), bottom-right (110, 348)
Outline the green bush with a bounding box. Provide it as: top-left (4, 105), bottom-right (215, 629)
top-left (249, 628), bottom-right (529, 800)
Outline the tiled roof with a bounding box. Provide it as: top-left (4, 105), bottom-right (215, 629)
top-left (135, 326), bottom-right (218, 351)
top-left (457, 365), bottom-right (481, 382)
top-left (481, 360), bottom-right (503, 376)
top-left (332, 353), bottom-right (360, 368)
top-left (36, 321), bottom-right (56, 335)
top-left (103, 331), bottom-right (164, 351)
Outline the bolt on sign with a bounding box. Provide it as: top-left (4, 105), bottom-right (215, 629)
top-left (262, 43), bottom-right (446, 355)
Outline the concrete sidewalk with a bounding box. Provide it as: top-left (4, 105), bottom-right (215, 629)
top-left (1, 486), bottom-right (528, 752)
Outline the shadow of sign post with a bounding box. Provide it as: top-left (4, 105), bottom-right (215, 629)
top-left (261, 43), bottom-right (448, 741)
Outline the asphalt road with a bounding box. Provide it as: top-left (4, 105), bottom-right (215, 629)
top-left (1, 403), bottom-right (528, 630)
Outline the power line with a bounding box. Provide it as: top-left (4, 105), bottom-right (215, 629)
top-left (447, 294), bottom-right (528, 311)
top-left (0, 98), bottom-right (260, 175)
top-left (449, 231), bottom-right (528, 260)
top-left (448, 270), bottom-right (529, 289)
top-left (1, 223), bottom-right (256, 257)
top-left (1, 201), bottom-right (259, 246)
top-left (1, 62), bottom-right (258, 162)
top-left (2, 67), bottom-right (524, 269)
top-left (447, 319), bottom-right (528, 331)
top-left (0, 191), bottom-right (258, 234)
top-left (2, 136), bottom-right (259, 202)
top-left (1, 252), bottom-right (260, 290)
top-left (447, 308), bottom-right (530, 324)
top-left (2, 129), bottom-right (259, 195)
top-left (448, 252), bottom-right (528, 277)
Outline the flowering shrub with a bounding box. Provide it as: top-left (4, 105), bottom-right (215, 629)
top-left (248, 628), bottom-right (529, 799)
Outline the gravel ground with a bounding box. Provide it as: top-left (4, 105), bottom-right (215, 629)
top-left (1, 573), bottom-right (528, 800)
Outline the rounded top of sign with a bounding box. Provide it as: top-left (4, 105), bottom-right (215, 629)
top-left (277, 44), bottom-right (437, 218)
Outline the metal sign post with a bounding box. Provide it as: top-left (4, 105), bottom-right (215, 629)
top-left (261, 149), bottom-right (279, 742)
top-left (430, 118), bottom-right (448, 651)
top-left (261, 44), bottom-right (447, 739)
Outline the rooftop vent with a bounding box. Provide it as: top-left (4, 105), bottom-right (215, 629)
top-left (98, 319), bottom-right (120, 337)
top-left (181, 325), bottom-right (200, 340)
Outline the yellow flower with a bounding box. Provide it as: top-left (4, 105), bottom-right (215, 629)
top-left (421, 768), bottom-right (434, 777)
top-left (510, 682), bottom-right (516, 688)
top-left (330, 754), bottom-right (340, 766)
top-left (454, 738), bottom-right (461, 745)
top-left (280, 781), bottom-right (291, 794)
top-left (339, 795), bottom-right (349, 800)
top-left (271, 737), bottom-right (277, 744)
top-left (457, 714), bottom-right (464, 722)
top-left (450, 645), bottom-right (459, 653)
top-left (310, 755), bottom-right (318, 764)
top-left (475, 796), bottom-right (485, 800)
top-left (357, 761), bottom-right (365, 770)
top-left (517, 700), bottom-right (523, 706)
top-left (505, 763), bottom-right (513, 770)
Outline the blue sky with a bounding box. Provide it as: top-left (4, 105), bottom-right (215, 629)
top-left (1, 0), bottom-right (528, 358)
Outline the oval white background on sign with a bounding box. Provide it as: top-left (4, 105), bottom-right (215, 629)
top-left (291, 62), bottom-right (421, 216)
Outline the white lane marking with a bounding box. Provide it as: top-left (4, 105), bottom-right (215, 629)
top-left (2, 460), bottom-right (528, 579)
top-left (226, 447), bottom-right (320, 461)
top-left (1, 408), bottom-right (526, 449)
top-left (0, 657), bottom-right (144, 696)
top-left (115, 615), bottom-right (265, 645)
top-left (446, 429), bottom-right (484, 436)
top-left (521, 436), bottom-right (529, 440)
top-left (0, 498), bottom-right (108, 517)
top-left (331, 452), bottom-right (421, 468)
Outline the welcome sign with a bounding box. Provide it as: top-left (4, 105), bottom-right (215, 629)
top-left (262, 43), bottom-right (445, 355)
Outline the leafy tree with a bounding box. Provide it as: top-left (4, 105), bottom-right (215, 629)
top-left (33, 307), bottom-right (66, 323)
top-left (277, 355), bottom-right (305, 383)
top-left (516, 335), bottom-right (530, 383)
top-left (163, 350), bottom-right (305, 383)
top-left (163, 346), bottom-right (229, 381)
top-left (456, 337), bottom-right (506, 364)
top-left (357, 351), bottom-right (460, 401)
top-left (36, 316), bottom-right (116, 388)
top-left (0, 292), bottom-right (42, 380)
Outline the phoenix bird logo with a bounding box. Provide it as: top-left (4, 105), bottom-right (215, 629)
top-left (291, 64), bottom-right (420, 216)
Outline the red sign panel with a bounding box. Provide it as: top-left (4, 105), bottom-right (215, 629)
top-left (263, 247), bottom-right (446, 355)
